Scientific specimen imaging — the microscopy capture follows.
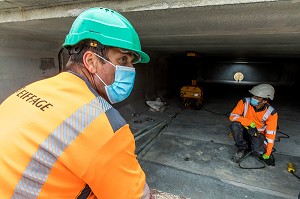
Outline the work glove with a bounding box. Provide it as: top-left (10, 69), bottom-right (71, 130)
top-left (247, 122), bottom-right (259, 137)
top-left (249, 122), bottom-right (256, 128)
top-left (260, 154), bottom-right (275, 166)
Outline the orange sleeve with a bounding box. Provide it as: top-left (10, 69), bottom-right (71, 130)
top-left (229, 99), bottom-right (252, 127)
top-left (264, 112), bottom-right (278, 156)
top-left (83, 124), bottom-right (146, 199)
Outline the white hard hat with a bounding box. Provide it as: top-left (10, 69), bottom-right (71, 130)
top-left (249, 84), bottom-right (275, 100)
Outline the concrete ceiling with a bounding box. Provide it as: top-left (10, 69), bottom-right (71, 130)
top-left (1, 0), bottom-right (300, 59)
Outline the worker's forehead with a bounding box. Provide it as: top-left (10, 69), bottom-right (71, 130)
top-left (108, 47), bottom-right (141, 64)
top-left (108, 47), bottom-right (132, 55)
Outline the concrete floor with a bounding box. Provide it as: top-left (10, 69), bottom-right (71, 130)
top-left (120, 89), bottom-right (300, 199)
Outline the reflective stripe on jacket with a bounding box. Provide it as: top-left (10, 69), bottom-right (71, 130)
top-left (229, 97), bottom-right (278, 156)
top-left (0, 72), bottom-right (145, 199)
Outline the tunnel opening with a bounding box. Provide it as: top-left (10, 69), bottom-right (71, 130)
top-left (148, 54), bottom-right (300, 108)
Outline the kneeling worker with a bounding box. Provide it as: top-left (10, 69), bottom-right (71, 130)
top-left (229, 84), bottom-right (278, 166)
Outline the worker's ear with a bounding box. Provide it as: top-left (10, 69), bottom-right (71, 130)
top-left (83, 51), bottom-right (97, 73)
top-left (262, 98), bottom-right (269, 104)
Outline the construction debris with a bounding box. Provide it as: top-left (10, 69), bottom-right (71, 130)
top-left (151, 189), bottom-right (189, 199)
top-left (146, 97), bottom-right (168, 112)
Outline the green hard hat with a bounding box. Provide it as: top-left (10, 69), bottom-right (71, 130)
top-left (63, 7), bottom-right (149, 63)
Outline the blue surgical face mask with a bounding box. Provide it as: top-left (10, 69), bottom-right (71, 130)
top-left (93, 53), bottom-right (136, 104)
top-left (250, 97), bottom-right (259, 106)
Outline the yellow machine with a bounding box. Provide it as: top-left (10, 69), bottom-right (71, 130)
top-left (180, 80), bottom-right (203, 110)
top-left (287, 162), bottom-right (296, 173)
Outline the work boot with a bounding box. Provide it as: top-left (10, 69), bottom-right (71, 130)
top-left (231, 149), bottom-right (248, 163)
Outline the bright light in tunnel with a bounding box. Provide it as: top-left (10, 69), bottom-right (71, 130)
top-left (234, 72), bottom-right (244, 82)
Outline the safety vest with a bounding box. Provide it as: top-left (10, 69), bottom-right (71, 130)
top-left (229, 97), bottom-right (278, 156)
top-left (0, 72), bottom-right (145, 199)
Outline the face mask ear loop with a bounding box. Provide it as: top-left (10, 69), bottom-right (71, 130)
top-left (94, 73), bottom-right (108, 86)
top-left (258, 99), bottom-right (264, 105)
top-left (93, 53), bottom-right (116, 68)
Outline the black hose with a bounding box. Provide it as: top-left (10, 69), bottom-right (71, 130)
top-left (135, 110), bottom-right (183, 159)
top-left (291, 172), bottom-right (300, 180)
top-left (238, 143), bottom-right (266, 169)
top-left (275, 130), bottom-right (290, 142)
top-left (203, 108), bottom-right (231, 116)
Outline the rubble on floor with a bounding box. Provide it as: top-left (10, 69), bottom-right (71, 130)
top-left (151, 189), bottom-right (189, 199)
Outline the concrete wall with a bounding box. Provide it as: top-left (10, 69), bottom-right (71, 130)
top-left (0, 39), bottom-right (60, 102)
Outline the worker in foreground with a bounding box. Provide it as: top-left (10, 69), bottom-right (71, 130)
top-left (0, 7), bottom-right (151, 199)
top-left (229, 84), bottom-right (278, 166)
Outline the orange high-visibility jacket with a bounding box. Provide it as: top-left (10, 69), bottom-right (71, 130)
top-left (0, 72), bottom-right (146, 199)
top-left (229, 97), bottom-right (278, 156)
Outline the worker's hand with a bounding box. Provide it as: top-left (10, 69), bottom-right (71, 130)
top-left (247, 127), bottom-right (259, 137)
top-left (262, 154), bottom-right (269, 159)
top-left (249, 122), bottom-right (256, 128)
top-left (260, 154), bottom-right (275, 166)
